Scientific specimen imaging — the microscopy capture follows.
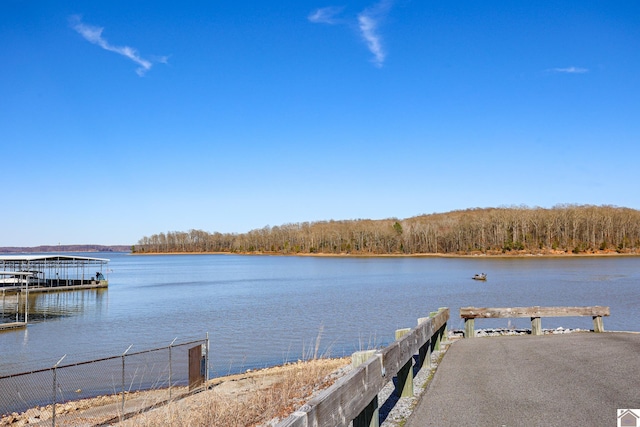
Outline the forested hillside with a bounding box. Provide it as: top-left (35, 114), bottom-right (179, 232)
top-left (0, 245), bottom-right (131, 254)
top-left (135, 205), bottom-right (640, 255)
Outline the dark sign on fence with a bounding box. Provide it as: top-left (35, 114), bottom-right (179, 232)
top-left (188, 344), bottom-right (205, 391)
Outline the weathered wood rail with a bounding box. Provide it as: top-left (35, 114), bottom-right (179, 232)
top-left (276, 307), bottom-right (450, 427)
top-left (460, 306), bottom-right (610, 338)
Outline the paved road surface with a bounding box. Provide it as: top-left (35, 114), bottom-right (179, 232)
top-left (405, 332), bottom-right (640, 426)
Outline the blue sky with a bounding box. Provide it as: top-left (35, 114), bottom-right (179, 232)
top-left (2, 1), bottom-right (639, 246)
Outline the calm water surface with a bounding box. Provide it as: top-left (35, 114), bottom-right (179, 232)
top-left (1, 253), bottom-right (638, 376)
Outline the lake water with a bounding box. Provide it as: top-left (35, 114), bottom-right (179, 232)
top-left (1, 253), bottom-right (639, 377)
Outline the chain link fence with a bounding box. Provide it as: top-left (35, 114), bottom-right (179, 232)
top-left (0, 336), bottom-right (209, 426)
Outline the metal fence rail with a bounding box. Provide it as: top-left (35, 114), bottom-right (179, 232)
top-left (0, 336), bottom-right (209, 426)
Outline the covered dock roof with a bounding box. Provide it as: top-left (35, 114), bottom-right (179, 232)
top-left (0, 255), bottom-right (110, 288)
top-left (0, 255), bottom-right (110, 263)
top-left (0, 255), bottom-right (109, 271)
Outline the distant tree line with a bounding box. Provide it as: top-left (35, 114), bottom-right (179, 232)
top-left (0, 245), bottom-right (131, 254)
top-left (134, 205), bottom-right (640, 255)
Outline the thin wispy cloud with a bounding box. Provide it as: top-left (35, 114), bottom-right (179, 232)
top-left (308, 6), bottom-right (344, 24)
top-left (70, 15), bottom-right (166, 76)
top-left (358, 1), bottom-right (393, 67)
top-left (309, 1), bottom-right (394, 67)
top-left (550, 66), bottom-right (589, 74)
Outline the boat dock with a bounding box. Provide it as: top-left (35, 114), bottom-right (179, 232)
top-left (0, 281), bottom-right (108, 294)
top-left (0, 255), bottom-right (109, 291)
top-left (0, 255), bottom-right (109, 329)
top-left (0, 321), bottom-right (26, 331)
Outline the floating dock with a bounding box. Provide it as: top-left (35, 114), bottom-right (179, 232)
top-left (0, 255), bottom-right (109, 329)
top-left (0, 321), bottom-right (26, 331)
top-left (0, 255), bottom-right (109, 291)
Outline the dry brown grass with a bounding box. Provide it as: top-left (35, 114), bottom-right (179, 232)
top-left (119, 357), bottom-right (350, 427)
top-left (0, 358), bottom-right (350, 426)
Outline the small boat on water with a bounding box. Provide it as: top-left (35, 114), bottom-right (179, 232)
top-left (473, 273), bottom-right (487, 281)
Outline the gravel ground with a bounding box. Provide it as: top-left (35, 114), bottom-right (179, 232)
top-left (376, 335), bottom-right (454, 427)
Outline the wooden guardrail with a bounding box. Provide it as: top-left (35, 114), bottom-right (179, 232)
top-left (276, 307), bottom-right (450, 427)
top-left (460, 306), bottom-right (610, 338)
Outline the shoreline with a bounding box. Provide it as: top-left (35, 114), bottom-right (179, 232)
top-left (130, 250), bottom-right (640, 258)
top-left (0, 358), bottom-right (351, 427)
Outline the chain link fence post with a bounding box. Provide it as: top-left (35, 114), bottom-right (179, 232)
top-left (205, 332), bottom-right (210, 391)
top-left (51, 355), bottom-right (66, 427)
top-left (168, 337), bottom-right (177, 400)
top-left (120, 345), bottom-right (132, 422)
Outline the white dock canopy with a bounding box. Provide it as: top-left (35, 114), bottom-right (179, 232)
top-left (0, 255), bottom-right (110, 287)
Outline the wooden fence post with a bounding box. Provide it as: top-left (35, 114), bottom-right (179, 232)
top-left (352, 350), bottom-right (379, 427)
top-left (429, 312), bottom-right (442, 350)
top-left (394, 328), bottom-right (413, 398)
top-left (438, 307), bottom-right (448, 338)
top-left (464, 318), bottom-right (475, 338)
top-left (531, 317), bottom-right (542, 336)
top-left (417, 318), bottom-right (431, 368)
top-left (593, 315), bottom-right (605, 332)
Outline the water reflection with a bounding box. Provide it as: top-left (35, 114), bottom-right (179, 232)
top-left (0, 291), bottom-right (20, 323)
top-left (0, 289), bottom-right (107, 323)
